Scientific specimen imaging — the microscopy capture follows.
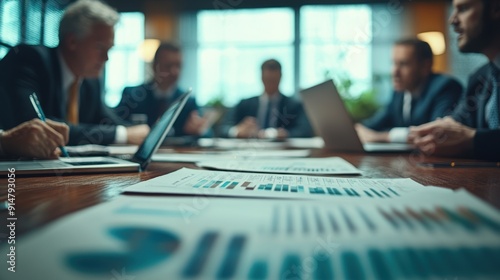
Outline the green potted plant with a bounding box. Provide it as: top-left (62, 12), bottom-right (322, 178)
top-left (327, 72), bottom-right (380, 122)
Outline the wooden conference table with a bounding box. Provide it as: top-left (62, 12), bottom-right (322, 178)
top-left (1, 147), bottom-right (500, 238)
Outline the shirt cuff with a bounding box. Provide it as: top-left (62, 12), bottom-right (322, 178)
top-left (228, 126), bottom-right (239, 138)
top-left (262, 128), bottom-right (278, 139)
top-left (114, 125), bottom-right (128, 144)
top-left (388, 127), bottom-right (409, 143)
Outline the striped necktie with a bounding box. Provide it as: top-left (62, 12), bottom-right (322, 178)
top-left (486, 63), bottom-right (500, 129)
top-left (66, 78), bottom-right (80, 124)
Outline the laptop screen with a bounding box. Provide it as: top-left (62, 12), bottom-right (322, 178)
top-left (131, 90), bottom-right (191, 170)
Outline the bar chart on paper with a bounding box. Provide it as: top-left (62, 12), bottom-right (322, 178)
top-left (124, 168), bottom-right (446, 200)
top-left (196, 157), bottom-right (362, 175)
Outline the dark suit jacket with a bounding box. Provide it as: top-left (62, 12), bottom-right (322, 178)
top-left (222, 93), bottom-right (313, 137)
top-left (0, 44), bottom-right (123, 145)
top-left (451, 63), bottom-right (500, 160)
top-left (115, 83), bottom-right (199, 137)
top-left (363, 73), bottom-right (463, 130)
top-left (0, 86), bottom-right (13, 130)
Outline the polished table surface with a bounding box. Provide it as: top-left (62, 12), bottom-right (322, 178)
top-left (1, 148), bottom-right (500, 237)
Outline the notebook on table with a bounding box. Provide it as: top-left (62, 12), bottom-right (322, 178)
top-left (0, 91), bottom-right (191, 175)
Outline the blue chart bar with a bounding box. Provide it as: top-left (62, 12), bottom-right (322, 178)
top-left (203, 181), bottom-right (215, 188)
top-left (287, 206), bottom-right (294, 234)
top-left (182, 232), bottom-right (218, 277)
top-left (211, 181), bottom-right (223, 188)
top-left (466, 208), bottom-right (500, 232)
top-left (344, 188), bottom-right (355, 197)
top-left (359, 209), bottom-right (376, 231)
top-left (301, 206), bottom-right (310, 234)
top-left (380, 191), bottom-right (391, 198)
top-left (406, 248), bottom-right (432, 278)
top-left (393, 209), bottom-right (415, 229)
top-left (272, 206), bottom-right (279, 234)
top-left (314, 208), bottom-right (325, 233)
top-left (370, 188), bottom-right (383, 198)
top-left (283, 184), bottom-right (289, 192)
top-left (313, 252), bottom-right (334, 280)
top-left (258, 185), bottom-right (266, 190)
top-left (220, 181), bottom-right (231, 189)
top-left (364, 190), bottom-right (373, 197)
top-left (193, 180), bottom-right (208, 189)
top-left (265, 184), bottom-right (273, 191)
top-left (281, 254), bottom-right (302, 279)
top-left (271, 247), bottom-right (500, 279)
top-left (386, 246), bottom-right (500, 279)
top-left (441, 207), bottom-right (477, 232)
top-left (328, 212), bottom-right (340, 233)
top-left (248, 260), bottom-right (268, 279)
top-left (227, 182), bottom-right (239, 189)
top-left (407, 209), bottom-right (433, 231)
top-left (216, 235), bottom-right (246, 279)
top-left (298, 186), bottom-right (305, 193)
top-left (379, 209), bottom-right (400, 229)
top-left (327, 187), bottom-right (342, 196)
top-left (388, 188), bottom-right (400, 196)
top-left (341, 209), bottom-right (357, 233)
top-left (368, 249), bottom-right (393, 280)
top-left (341, 251), bottom-right (366, 280)
top-left (291, 186), bottom-right (298, 193)
top-left (380, 206), bottom-right (500, 233)
top-left (274, 184), bottom-right (282, 192)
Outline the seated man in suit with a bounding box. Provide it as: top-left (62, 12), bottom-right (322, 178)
top-left (410, 0), bottom-right (500, 160)
top-left (116, 42), bottom-right (208, 137)
top-left (0, 0), bottom-right (149, 146)
top-left (356, 39), bottom-right (463, 143)
top-left (224, 59), bottom-right (312, 139)
top-left (0, 119), bottom-right (69, 159)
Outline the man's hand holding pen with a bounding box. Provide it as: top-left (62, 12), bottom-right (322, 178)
top-left (0, 119), bottom-right (69, 159)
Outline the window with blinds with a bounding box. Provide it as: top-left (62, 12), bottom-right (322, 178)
top-left (0, 0), bottom-right (63, 58)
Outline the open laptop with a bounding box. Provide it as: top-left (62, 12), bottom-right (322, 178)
top-left (300, 80), bottom-right (414, 153)
top-left (0, 91), bottom-right (191, 175)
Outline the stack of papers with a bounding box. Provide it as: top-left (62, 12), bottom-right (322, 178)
top-left (124, 168), bottom-right (444, 199)
top-left (196, 157), bottom-right (361, 175)
top-left (197, 137), bottom-right (325, 149)
top-left (152, 149), bottom-right (310, 163)
top-left (3, 190), bottom-right (499, 279)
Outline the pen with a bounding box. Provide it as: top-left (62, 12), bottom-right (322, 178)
top-left (419, 161), bottom-right (500, 168)
top-left (29, 93), bottom-right (70, 157)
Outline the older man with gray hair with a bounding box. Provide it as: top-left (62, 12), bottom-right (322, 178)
top-left (0, 0), bottom-right (149, 146)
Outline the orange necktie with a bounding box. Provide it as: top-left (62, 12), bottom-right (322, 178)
top-left (66, 78), bottom-right (80, 124)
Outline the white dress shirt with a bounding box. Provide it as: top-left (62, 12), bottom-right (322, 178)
top-left (57, 51), bottom-right (127, 144)
top-left (388, 83), bottom-right (425, 143)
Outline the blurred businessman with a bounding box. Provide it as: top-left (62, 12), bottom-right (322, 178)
top-left (116, 42), bottom-right (209, 137)
top-left (356, 39), bottom-right (462, 143)
top-left (410, 0), bottom-right (500, 160)
top-left (224, 59), bottom-right (312, 139)
top-left (0, 0), bottom-right (149, 146)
